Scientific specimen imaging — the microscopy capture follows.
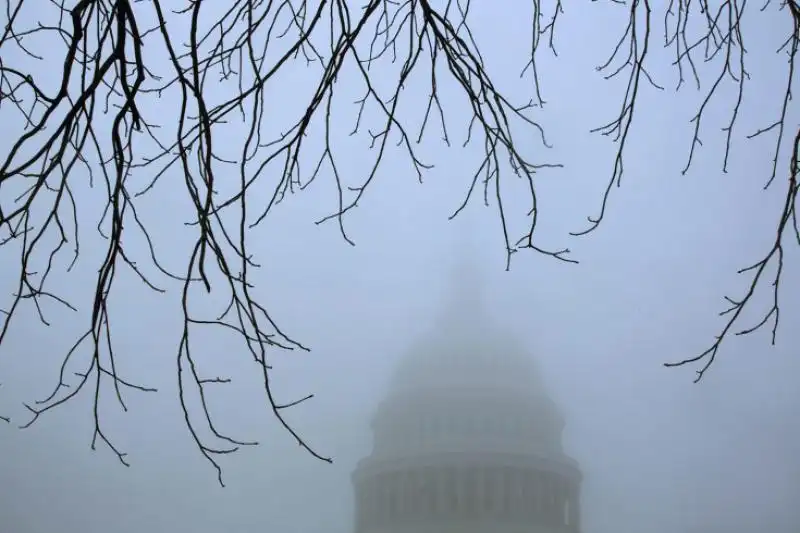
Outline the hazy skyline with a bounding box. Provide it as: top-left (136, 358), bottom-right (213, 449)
top-left (1, 2), bottom-right (799, 532)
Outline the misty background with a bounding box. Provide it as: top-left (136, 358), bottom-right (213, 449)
top-left (1, 2), bottom-right (799, 532)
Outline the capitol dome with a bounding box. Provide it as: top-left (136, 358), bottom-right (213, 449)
top-left (351, 259), bottom-right (582, 533)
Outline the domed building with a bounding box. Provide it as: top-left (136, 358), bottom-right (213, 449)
top-left (351, 260), bottom-right (582, 533)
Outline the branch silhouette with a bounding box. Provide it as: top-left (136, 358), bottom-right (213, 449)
top-left (0, 0), bottom-right (798, 482)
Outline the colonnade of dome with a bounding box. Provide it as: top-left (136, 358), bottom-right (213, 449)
top-left (354, 461), bottom-right (580, 531)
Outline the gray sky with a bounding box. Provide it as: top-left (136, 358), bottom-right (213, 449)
top-left (1, 2), bottom-right (799, 532)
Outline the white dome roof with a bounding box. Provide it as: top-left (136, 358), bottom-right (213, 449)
top-left (387, 259), bottom-right (545, 397)
top-left (388, 315), bottom-right (545, 398)
top-left (368, 259), bottom-right (567, 461)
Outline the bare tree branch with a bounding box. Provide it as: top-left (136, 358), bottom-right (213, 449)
top-left (660, 0), bottom-right (800, 381)
top-left (0, 0), bottom-right (797, 482)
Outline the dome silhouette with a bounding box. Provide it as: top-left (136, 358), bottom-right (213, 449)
top-left (351, 257), bottom-right (582, 533)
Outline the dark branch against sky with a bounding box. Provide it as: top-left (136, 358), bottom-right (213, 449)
top-left (0, 0), bottom-right (798, 488)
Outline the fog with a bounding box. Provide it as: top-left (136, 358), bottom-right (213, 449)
top-left (1, 2), bottom-right (799, 533)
